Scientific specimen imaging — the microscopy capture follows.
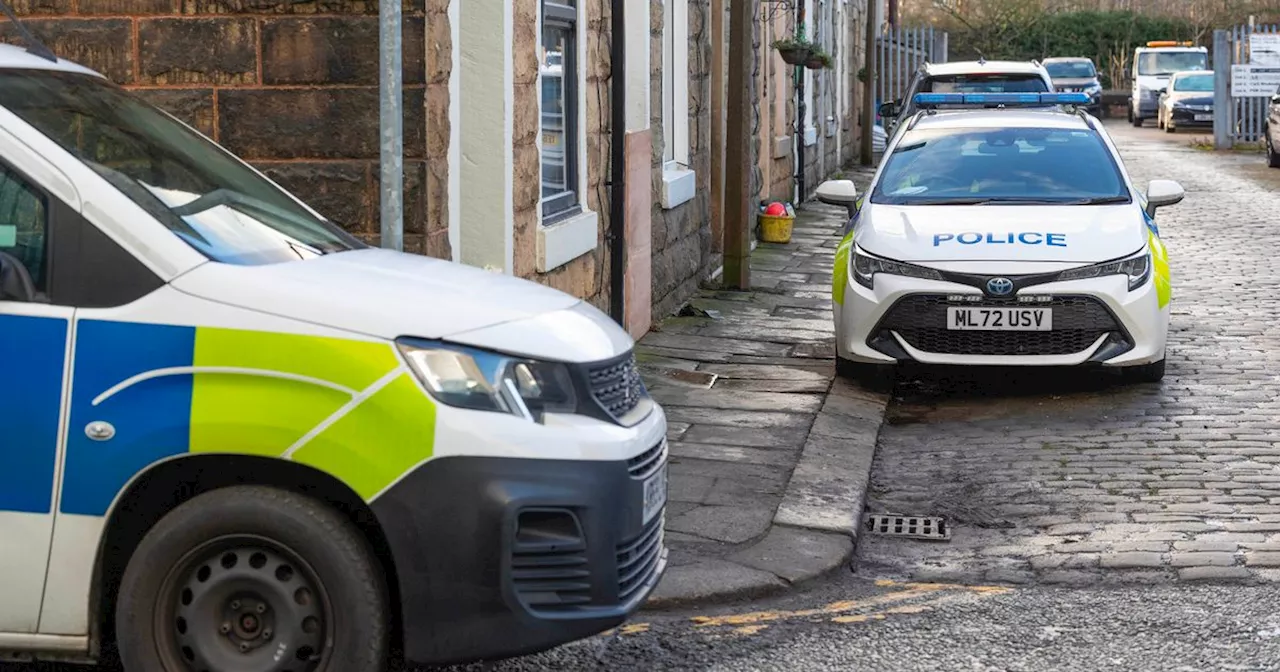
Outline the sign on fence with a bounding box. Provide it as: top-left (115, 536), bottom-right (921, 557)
top-left (1231, 64), bottom-right (1280, 96)
top-left (1252, 33), bottom-right (1280, 66)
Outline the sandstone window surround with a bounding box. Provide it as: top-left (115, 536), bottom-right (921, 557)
top-left (537, 0), bottom-right (598, 273)
top-left (660, 0), bottom-right (695, 210)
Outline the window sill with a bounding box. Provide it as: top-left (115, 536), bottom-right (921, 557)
top-left (804, 126), bottom-right (818, 147)
top-left (538, 208), bottom-right (598, 273)
top-left (661, 166), bottom-right (697, 210)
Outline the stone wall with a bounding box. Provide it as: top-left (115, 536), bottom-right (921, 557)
top-left (649, 0), bottom-right (714, 321)
top-left (3, 0), bottom-right (451, 258)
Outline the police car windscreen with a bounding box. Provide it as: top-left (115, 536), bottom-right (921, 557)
top-left (870, 127), bottom-right (1130, 206)
top-left (1138, 51), bottom-right (1207, 76)
top-left (1044, 62), bottom-right (1095, 79)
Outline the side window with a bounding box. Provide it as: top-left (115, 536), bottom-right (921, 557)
top-left (0, 163), bottom-right (49, 293)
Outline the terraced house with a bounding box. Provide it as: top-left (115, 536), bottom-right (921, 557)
top-left (1, 0), bottom-right (875, 336)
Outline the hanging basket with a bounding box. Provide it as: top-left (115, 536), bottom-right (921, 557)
top-left (804, 55), bottom-right (826, 70)
top-left (777, 46), bottom-right (813, 66)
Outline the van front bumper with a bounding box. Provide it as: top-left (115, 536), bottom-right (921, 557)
top-left (370, 447), bottom-right (668, 666)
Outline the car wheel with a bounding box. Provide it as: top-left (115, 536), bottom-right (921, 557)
top-left (1131, 114), bottom-right (1143, 128)
top-left (1165, 118), bottom-right (1175, 133)
top-left (1126, 358), bottom-right (1167, 384)
top-left (836, 356), bottom-right (896, 393)
top-left (1268, 136), bottom-right (1280, 168)
top-left (115, 486), bottom-right (390, 672)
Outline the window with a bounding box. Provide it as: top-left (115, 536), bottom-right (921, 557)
top-left (1138, 52), bottom-right (1207, 76)
top-left (803, 0), bottom-right (816, 145)
top-left (870, 127), bottom-right (1129, 206)
top-left (541, 0), bottom-right (579, 221)
top-left (1045, 61), bottom-right (1096, 79)
top-left (0, 71), bottom-right (364, 267)
top-left (0, 164), bottom-right (48, 291)
top-left (661, 0), bottom-right (694, 209)
top-left (1174, 74), bottom-right (1213, 92)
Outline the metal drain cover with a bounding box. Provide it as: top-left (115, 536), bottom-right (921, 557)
top-left (864, 514), bottom-right (951, 541)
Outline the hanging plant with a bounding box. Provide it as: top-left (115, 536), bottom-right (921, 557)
top-left (804, 49), bottom-right (833, 70)
top-left (856, 66), bottom-right (868, 82)
top-left (772, 37), bottom-right (815, 66)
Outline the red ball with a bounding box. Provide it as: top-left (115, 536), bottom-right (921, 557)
top-left (764, 202), bottom-right (786, 216)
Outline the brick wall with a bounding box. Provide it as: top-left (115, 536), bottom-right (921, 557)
top-left (3, 0), bottom-right (452, 259)
top-left (649, 0), bottom-right (714, 320)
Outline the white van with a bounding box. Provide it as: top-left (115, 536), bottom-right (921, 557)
top-left (0, 41), bottom-right (668, 671)
top-left (1129, 41), bottom-right (1209, 127)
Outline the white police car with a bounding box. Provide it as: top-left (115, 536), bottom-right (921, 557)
top-left (817, 92), bottom-right (1184, 389)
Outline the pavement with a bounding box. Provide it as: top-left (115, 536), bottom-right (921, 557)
top-left (636, 164), bottom-right (891, 608)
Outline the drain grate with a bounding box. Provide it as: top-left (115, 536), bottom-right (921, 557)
top-left (864, 514), bottom-right (951, 541)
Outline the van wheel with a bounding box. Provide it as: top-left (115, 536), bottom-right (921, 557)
top-left (1131, 114), bottom-right (1144, 128)
top-left (1126, 358), bottom-right (1166, 384)
top-left (836, 356), bottom-right (896, 393)
top-left (115, 486), bottom-right (389, 672)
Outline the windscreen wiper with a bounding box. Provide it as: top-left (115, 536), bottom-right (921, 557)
top-left (1063, 196), bottom-right (1131, 205)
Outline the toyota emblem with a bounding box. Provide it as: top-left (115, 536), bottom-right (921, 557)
top-left (986, 277), bottom-right (1014, 296)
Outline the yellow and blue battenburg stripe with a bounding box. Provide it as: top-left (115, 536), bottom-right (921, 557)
top-left (3, 318), bottom-right (437, 518)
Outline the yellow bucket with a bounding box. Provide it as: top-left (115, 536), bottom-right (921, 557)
top-left (759, 212), bottom-right (795, 244)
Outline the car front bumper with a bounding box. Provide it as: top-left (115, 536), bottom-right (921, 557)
top-left (1169, 107), bottom-right (1214, 126)
top-left (371, 408), bottom-right (669, 665)
top-left (834, 269), bottom-right (1168, 368)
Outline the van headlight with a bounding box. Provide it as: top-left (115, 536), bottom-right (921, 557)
top-left (852, 246), bottom-right (943, 289)
top-left (1056, 249), bottom-right (1151, 291)
top-left (396, 339), bottom-right (577, 422)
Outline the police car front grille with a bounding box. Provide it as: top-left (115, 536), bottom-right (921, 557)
top-left (616, 513), bottom-right (665, 603)
top-left (876, 294), bottom-right (1123, 356)
top-left (588, 352), bottom-right (647, 419)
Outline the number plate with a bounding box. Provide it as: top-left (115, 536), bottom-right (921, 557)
top-left (642, 464), bottom-right (668, 524)
top-left (1194, 113), bottom-right (1213, 121)
top-left (946, 307), bottom-right (1052, 331)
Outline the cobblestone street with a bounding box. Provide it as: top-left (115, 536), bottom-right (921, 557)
top-left (860, 122), bottom-right (1280, 585)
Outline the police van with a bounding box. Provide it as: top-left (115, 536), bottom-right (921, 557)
top-left (1129, 41), bottom-right (1209, 127)
top-left (0, 36), bottom-right (668, 672)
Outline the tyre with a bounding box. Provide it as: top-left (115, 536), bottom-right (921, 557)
top-left (1267, 136), bottom-right (1280, 168)
top-left (1127, 105), bottom-right (1134, 123)
top-left (1165, 119), bottom-right (1175, 133)
top-left (116, 486), bottom-right (389, 672)
top-left (1126, 358), bottom-right (1166, 384)
top-left (1131, 111), bottom-right (1143, 127)
top-left (836, 356), bottom-right (896, 393)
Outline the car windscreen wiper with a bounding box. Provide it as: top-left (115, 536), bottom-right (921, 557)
top-left (1062, 196), bottom-right (1131, 205)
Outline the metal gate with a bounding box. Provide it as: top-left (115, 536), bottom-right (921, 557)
top-left (875, 25), bottom-right (948, 113)
top-left (1213, 24), bottom-right (1280, 148)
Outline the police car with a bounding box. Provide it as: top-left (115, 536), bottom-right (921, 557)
top-left (817, 92), bottom-right (1184, 389)
top-left (0, 35), bottom-right (666, 672)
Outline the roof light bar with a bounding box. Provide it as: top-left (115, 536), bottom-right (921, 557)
top-left (912, 92), bottom-right (1092, 107)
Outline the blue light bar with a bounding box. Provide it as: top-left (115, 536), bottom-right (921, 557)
top-left (913, 92), bottom-right (1092, 107)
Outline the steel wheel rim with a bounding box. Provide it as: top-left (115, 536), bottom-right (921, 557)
top-left (153, 535), bottom-right (334, 672)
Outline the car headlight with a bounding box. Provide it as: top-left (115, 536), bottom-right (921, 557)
top-left (852, 246), bottom-right (943, 289)
top-left (1056, 249), bottom-right (1151, 291)
top-left (396, 339), bottom-right (577, 423)
top-left (1085, 83), bottom-right (1102, 96)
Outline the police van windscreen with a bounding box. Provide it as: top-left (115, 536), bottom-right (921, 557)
top-left (0, 70), bottom-right (365, 266)
top-left (870, 126), bottom-right (1130, 206)
top-left (1138, 51), bottom-right (1207, 76)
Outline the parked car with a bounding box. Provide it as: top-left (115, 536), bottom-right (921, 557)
top-left (1042, 56), bottom-right (1104, 116)
top-left (1156, 70), bottom-right (1215, 133)
top-left (817, 92), bottom-right (1184, 389)
top-left (877, 60), bottom-right (1054, 139)
top-left (1265, 86), bottom-right (1280, 167)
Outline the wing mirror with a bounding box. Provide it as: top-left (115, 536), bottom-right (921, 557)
top-left (878, 101), bottom-right (898, 118)
top-left (815, 179), bottom-right (860, 219)
top-left (1145, 179), bottom-right (1185, 217)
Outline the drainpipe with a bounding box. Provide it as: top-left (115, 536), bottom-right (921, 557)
top-left (378, 0), bottom-right (403, 251)
top-left (795, 1), bottom-right (807, 204)
top-left (608, 0), bottom-right (627, 325)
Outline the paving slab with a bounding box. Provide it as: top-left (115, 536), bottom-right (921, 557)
top-left (635, 166), bottom-right (891, 610)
